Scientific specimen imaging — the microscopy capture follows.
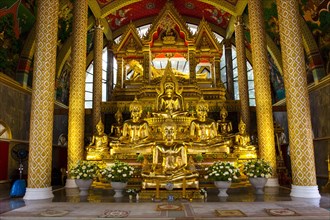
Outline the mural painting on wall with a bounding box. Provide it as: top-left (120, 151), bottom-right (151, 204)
top-left (0, 1), bottom-right (35, 79)
top-left (57, 2), bottom-right (73, 51)
top-left (268, 54), bottom-right (285, 103)
top-left (56, 61), bottom-right (71, 106)
top-left (300, 0), bottom-right (330, 74)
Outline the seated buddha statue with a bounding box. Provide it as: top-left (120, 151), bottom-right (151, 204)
top-left (234, 119), bottom-right (256, 152)
top-left (118, 97), bottom-right (149, 144)
top-left (110, 110), bottom-right (123, 139)
top-left (189, 97), bottom-right (231, 154)
top-left (141, 120), bottom-right (199, 189)
top-left (86, 120), bottom-right (110, 161)
top-left (217, 106), bottom-right (233, 136)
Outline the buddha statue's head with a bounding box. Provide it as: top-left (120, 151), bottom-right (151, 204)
top-left (238, 118), bottom-right (247, 134)
top-left (130, 97), bottom-right (143, 121)
top-left (220, 106), bottom-right (228, 120)
top-left (162, 119), bottom-right (177, 142)
top-left (115, 110), bottom-right (123, 124)
top-left (165, 82), bottom-right (175, 97)
top-left (96, 120), bottom-right (104, 134)
top-left (196, 97), bottom-right (209, 121)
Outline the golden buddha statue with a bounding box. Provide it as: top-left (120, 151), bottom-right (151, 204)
top-left (118, 97), bottom-right (149, 144)
top-left (189, 97), bottom-right (231, 154)
top-left (142, 120), bottom-right (199, 189)
top-left (217, 106), bottom-right (233, 135)
top-left (233, 119), bottom-right (257, 159)
top-left (110, 109), bottom-right (123, 138)
top-left (86, 120), bottom-right (110, 161)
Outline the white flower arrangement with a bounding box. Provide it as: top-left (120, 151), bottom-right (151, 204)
top-left (204, 161), bottom-right (241, 182)
top-left (69, 160), bottom-right (99, 180)
top-left (100, 160), bottom-right (134, 183)
top-left (243, 159), bottom-right (273, 178)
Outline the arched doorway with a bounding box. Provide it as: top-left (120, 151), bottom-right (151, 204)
top-left (0, 121), bottom-right (12, 181)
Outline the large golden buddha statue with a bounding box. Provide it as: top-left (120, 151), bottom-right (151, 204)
top-left (188, 97), bottom-right (231, 154)
top-left (142, 120), bottom-right (199, 189)
top-left (86, 120), bottom-right (110, 161)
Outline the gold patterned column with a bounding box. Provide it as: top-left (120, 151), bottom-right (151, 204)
top-left (116, 57), bottom-right (123, 88)
top-left (235, 16), bottom-right (250, 133)
top-left (23, 0), bottom-right (58, 200)
top-left (92, 18), bottom-right (103, 131)
top-left (276, 0), bottom-right (320, 198)
top-left (66, 0), bottom-right (88, 188)
top-left (248, 0), bottom-right (278, 185)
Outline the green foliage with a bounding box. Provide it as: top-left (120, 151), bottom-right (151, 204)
top-left (243, 159), bottom-right (272, 178)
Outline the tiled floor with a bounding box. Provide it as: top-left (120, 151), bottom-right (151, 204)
top-left (0, 183), bottom-right (329, 219)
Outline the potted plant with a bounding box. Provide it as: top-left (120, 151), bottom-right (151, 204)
top-left (205, 161), bottom-right (241, 197)
top-left (100, 160), bottom-right (135, 197)
top-left (126, 188), bottom-right (136, 200)
top-left (69, 160), bottom-right (99, 196)
top-left (243, 159), bottom-right (273, 194)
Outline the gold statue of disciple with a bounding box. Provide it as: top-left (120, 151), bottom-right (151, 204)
top-left (234, 119), bottom-right (256, 151)
top-left (86, 120), bottom-right (110, 161)
top-left (119, 97), bottom-right (149, 144)
top-left (142, 120), bottom-right (199, 189)
top-left (217, 106), bottom-right (233, 135)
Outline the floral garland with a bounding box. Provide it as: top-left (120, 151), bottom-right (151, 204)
top-left (205, 161), bottom-right (241, 182)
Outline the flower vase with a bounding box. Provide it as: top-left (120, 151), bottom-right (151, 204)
top-left (75, 179), bottom-right (93, 196)
top-left (129, 194), bottom-right (133, 201)
top-left (249, 177), bottom-right (268, 194)
top-left (214, 181), bottom-right (232, 197)
top-left (111, 182), bottom-right (127, 197)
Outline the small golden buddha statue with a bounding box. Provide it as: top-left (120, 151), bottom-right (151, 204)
top-left (86, 120), bottom-right (109, 161)
top-left (217, 106), bottom-right (233, 136)
top-left (234, 119), bottom-right (257, 153)
top-left (142, 120), bottom-right (199, 189)
top-left (118, 97), bottom-right (149, 144)
top-left (110, 110), bottom-right (123, 138)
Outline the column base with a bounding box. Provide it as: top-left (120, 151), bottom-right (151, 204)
top-left (65, 178), bottom-right (78, 188)
top-left (23, 187), bottom-right (54, 201)
top-left (265, 177), bottom-right (279, 187)
top-left (290, 184), bottom-right (321, 198)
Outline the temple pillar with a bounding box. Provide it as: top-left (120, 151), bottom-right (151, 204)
top-left (235, 16), bottom-right (250, 132)
top-left (276, 0), bottom-right (320, 198)
top-left (225, 39), bottom-right (234, 100)
top-left (248, 0), bottom-right (278, 186)
top-left (92, 18), bottom-right (104, 131)
top-left (214, 56), bottom-right (221, 87)
top-left (116, 57), bottom-right (123, 88)
top-left (107, 41), bottom-right (114, 100)
top-left (23, 0), bottom-right (58, 200)
top-left (143, 47), bottom-right (150, 83)
top-left (66, 0), bottom-right (88, 188)
top-left (189, 46), bottom-right (197, 84)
